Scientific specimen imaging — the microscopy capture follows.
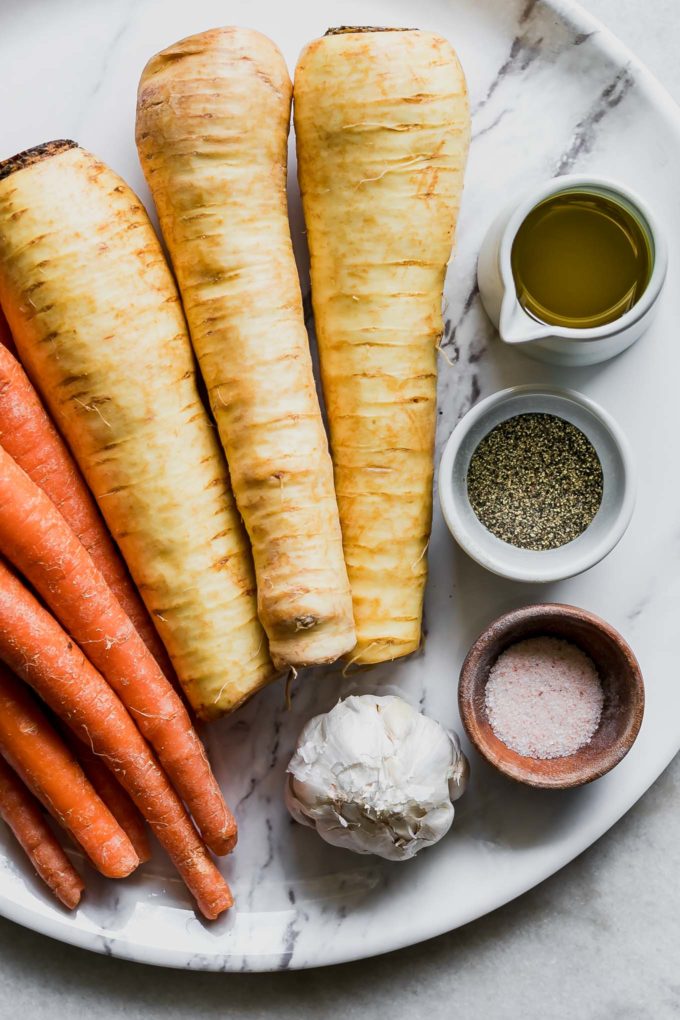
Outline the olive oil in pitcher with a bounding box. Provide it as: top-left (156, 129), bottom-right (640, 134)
top-left (510, 190), bottom-right (652, 330)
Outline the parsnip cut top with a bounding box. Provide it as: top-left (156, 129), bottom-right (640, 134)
top-left (136, 27), bottom-right (355, 669)
top-left (0, 143), bottom-right (276, 718)
top-left (295, 29), bottom-right (470, 664)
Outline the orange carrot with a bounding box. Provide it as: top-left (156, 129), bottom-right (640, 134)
top-left (0, 340), bottom-right (174, 679)
top-left (0, 563), bottom-right (233, 919)
top-left (0, 664), bottom-right (138, 879)
top-left (0, 755), bottom-right (84, 909)
top-left (67, 737), bottom-right (151, 864)
top-left (0, 445), bottom-right (236, 855)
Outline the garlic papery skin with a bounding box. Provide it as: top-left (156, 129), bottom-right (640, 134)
top-left (285, 695), bottom-right (468, 861)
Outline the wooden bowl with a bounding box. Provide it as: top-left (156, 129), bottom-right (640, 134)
top-left (458, 603), bottom-right (644, 789)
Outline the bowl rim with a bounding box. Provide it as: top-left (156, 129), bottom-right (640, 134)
top-left (458, 602), bottom-right (645, 789)
top-left (438, 384), bottom-right (636, 582)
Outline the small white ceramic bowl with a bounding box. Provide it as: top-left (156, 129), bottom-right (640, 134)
top-left (438, 386), bottom-right (635, 582)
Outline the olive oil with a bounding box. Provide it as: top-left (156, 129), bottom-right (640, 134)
top-left (511, 190), bottom-right (652, 329)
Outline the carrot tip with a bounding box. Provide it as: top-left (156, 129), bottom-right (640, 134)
top-left (58, 884), bottom-right (84, 910)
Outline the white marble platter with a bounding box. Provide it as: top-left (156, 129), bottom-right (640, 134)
top-left (0, 0), bottom-right (678, 972)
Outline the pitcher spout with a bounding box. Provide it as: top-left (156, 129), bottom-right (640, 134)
top-left (499, 293), bottom-right (552, 346)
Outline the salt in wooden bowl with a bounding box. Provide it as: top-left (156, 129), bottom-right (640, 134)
top-left (458, 603), bottom-right (645, 789)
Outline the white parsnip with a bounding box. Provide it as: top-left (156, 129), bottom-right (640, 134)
top-left (136, 28), bottom-right (355, 669)
top-left (294, 29), bottom-right (470, 664)
top-left (0, 141), bottom-right (276, 718)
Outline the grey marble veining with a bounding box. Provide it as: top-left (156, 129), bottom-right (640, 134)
top-left (0, 0), bottom-right (678, 1013)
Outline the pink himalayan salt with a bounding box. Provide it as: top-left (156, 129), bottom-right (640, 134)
top-left (485, 637), bottom-right (604, 760)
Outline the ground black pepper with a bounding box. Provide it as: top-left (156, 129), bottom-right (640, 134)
top-left (466, 413), bottom-right (603, 550)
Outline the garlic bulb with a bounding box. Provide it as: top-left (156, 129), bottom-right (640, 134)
top-left (285, 694), bottom-right (468, 861)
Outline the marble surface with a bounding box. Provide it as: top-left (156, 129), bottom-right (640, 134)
top-left (0, 0), bottom-right (679, 1012)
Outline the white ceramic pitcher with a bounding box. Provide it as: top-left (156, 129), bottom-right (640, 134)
top-left (477, 174), bottom-right (668, 367)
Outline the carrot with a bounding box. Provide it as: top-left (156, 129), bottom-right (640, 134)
top-left (136, 27), bottom-right (356, 671)
top-left (66, 736), bottom-right (151, 864)
top-left (0, 140), bottom-right (276, 718)
top-left (0, 755), bottom-right (84, 909)
top-left (0, 340), bottom-right (173, 680)
top-left (0, 562), bottom-right (233, 918)
top-left (0, 664), bottom-right (139, 879)
top-left (0, 443), bottom-right (236, 855)
top-left (295, 29), bottom-right (470, 663)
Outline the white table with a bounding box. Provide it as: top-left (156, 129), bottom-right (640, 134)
top-left (0, 2), bottom-right (677, 1015)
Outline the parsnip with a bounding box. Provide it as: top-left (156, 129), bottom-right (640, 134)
top-left (294, 29), bottom-right (470, 664)
top-left (136, 28), bottom-right (355, 669)
top-left (0, 141), bottom-right (276, 718)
